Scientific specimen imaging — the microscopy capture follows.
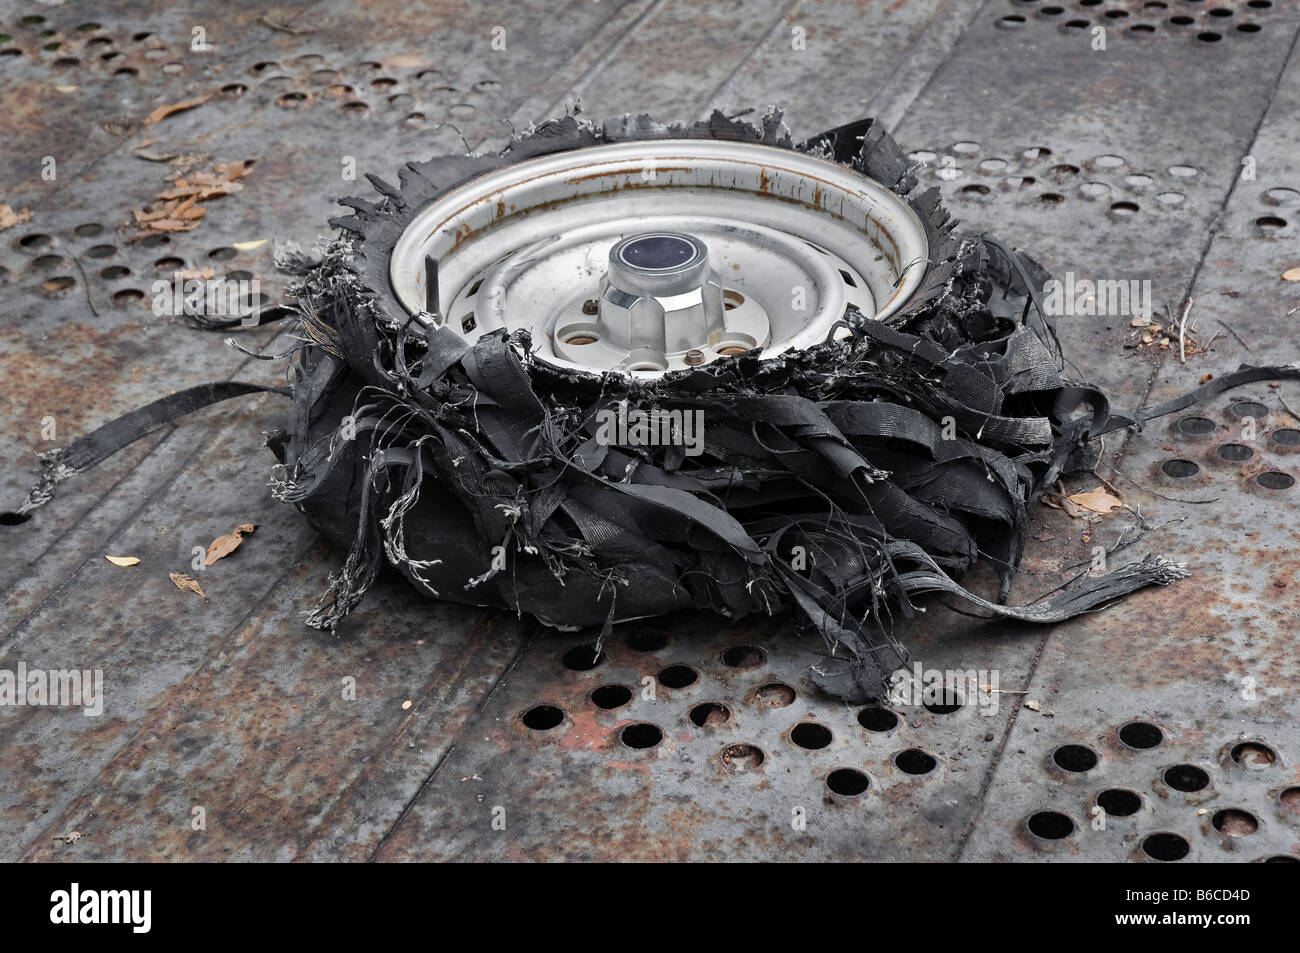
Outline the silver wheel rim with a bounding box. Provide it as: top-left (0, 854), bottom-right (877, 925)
top-left (389, 139), bottom-right (930, 378)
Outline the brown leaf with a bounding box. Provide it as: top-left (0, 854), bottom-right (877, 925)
top-left (1067, 487), bottom-right (1124, 514)
top-left (169, 572), bottom-right (206, 597)
top-left (382, 53), bottom-right (432, 69)
top-left (105, 555), bottom-right (141, 567)
top-left (205, 522), bottom-right (256, 566)
top-left (143, 93), bottom-right (212, 125)
top-left (1282, 267), bottom-right (1300, 282)
top-left (0, 204), bottom-right (33, 231)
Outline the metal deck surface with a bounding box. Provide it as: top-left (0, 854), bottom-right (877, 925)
top-left (1, 0), bottom-right (1298, 862)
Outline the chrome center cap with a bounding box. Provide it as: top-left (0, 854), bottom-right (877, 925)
top-left (598, 232), bottom-right (723, 356)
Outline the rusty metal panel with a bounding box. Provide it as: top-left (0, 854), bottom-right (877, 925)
top-left (1, 0), bottom-right (1298, 862)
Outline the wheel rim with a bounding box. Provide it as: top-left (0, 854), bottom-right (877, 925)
top-left (388, 139), bottom-right (930, 377)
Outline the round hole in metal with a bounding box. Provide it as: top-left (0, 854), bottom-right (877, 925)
top-left (896, 748), bottom-right (937, 775)
top-left (721, 644), bottom-right (765, 668)
top-left (561, 643), bottom-right (602, 671)
top-left (1027, 810), bottom-right (1074, 839)
top-left (1053, 744), bottom-right (1099, 772)
top-left (1175, 415), bottom-right (1215, 436)
top-left (790, 722), bottom-right (832, 750)
top-left (1212, 809), bottom-right (1258, 836)
top-left (1164, 763), bottom-right (1210, 791)
top-left (1161, 458), bottom-right (1199, 478)
top-left (1256, 471), bottom-right (1294, 490)
top-left (657, 664), bottom-right (698, 689)
top-left (826, 768), bottom-right (869, 796)
top-left (1142, 832), bottom-right (1190, 861)
top-left (688, 702), bottom-right (731, 727)
top-left (1097, 789), bottom-right (1142, 817)
top-left (753, 683), bottom-right (796, 708)
top-left (1216, 443), bottom-right (1253, 462)
top-left (621, 723), bottom-right (663, 749)
top-left (858, 706), bottom-right (899, 731)
top-left (1118, 721), bottom-right (1164, 749)
top-left (591, 684), bottom-right (632, 710)
top-left (1231, 741), bottom-right (1276, 767)
top-left (522, 705), bottom-right (564, 730)
top-left (721, 742), bottom-right (764, 772)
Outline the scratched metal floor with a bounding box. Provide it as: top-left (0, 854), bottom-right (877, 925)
top-left (1, 0), bottom-right (1298, 862)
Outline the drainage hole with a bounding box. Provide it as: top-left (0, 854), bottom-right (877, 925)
top-left (753, 682), bottom-right (796, 707)
top-left (1230, 741), bottom-right (1276, 767)
top-left (521, 704), bottom-right (564, 731)
top-left (1175, 415), bottom-right (1215, 436)
top-left (1142, 832), bottom-right (1190, 861)
top-left (1027, 810), bottom-right (1074, 840)
top-left (1053, 744), bottom-right (1099, 772)
top-left (1256, 471), bottom-right (1294, 490)
top-left (1271, 428), bottom-right (1300, 446)
top-left (923, 689), bottom-right (963, 714)
top-left (1216, 443), bottom-right (1253, 462)
top-left (1212, 808), bottom-right (1258, 836)
top-left (621, 723), bottom-right (662, 749)
top-left (1279, 787), bottom-right (1300, 816)
top-left (1161, 458), bottom-right (1199, 478)
top-left (826, 768), bottom-right (869, 796)
top-left (1229, 399), bottom-right (1268, 418)
top-left (1164, 763), bottom-right (1210, 792)
top-left (1, 512), bottom-right (32, 526)
top-left (561, 643), bottom-right (602, 671)
top-left (858, 706), bottom-right (899, 731)
top-left (1118, 720), bottom-right (1164, 749)
top-left (591, 684), bottom-right (632, 710)
top-left (790, 722), bottom-right (832, 750)
top-left (657, 664), bottom-right (698, 689)
top-left (896, 748), bottom-right (937, 775)
top-left (721, 742), bottom-right (764, 772)
top-left (721, 644), bottom-right (765, 667)
top-left (689, 702), bottom-right (730, 727)
top-left (1097, 788), bottom-right (1142, 817)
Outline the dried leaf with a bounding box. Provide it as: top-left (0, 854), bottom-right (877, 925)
top-left (232, 239), bottom-right (268, 251)
top-left (143, 93), bottom-right (212, 125)
top-left (105, 555), bottom-right (141, 567)
top-left (1283, 267), bottom-right (1300, 282)
top-left (383, 53), bottom-right (432, 69)
top-left (0, 204), bottom-right (33, 230)
top-left (173, 267), bottom-right (216, 280)
top-left (1041, 490), bottom-right (1084, 519)
top-left (1067, 487), bottom-right (1124, 514)
top-left (1024, 699), bottom-right (1041, 712)
top-left (169, 572), bottom-right (206, 597)
top-left (204, 522), bottom-right (257, 566)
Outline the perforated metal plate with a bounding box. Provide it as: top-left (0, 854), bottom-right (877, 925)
top-left (1, 0), bottom-right (1297, 862)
